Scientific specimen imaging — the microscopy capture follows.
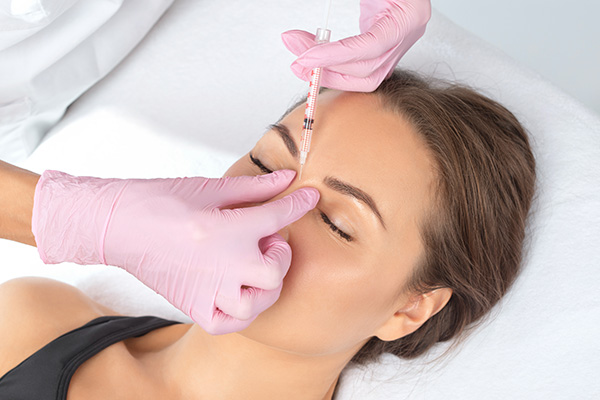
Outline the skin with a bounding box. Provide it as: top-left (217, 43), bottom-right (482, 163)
top-left (0, 90), bottom-right (452, 399)
top-left (158, 90), bottom-right (452, 399)
top-left (0, 160), bottom-right (39, 246)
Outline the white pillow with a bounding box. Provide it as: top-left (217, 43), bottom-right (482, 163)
top-left (0, 0), bottom-right (173, 163)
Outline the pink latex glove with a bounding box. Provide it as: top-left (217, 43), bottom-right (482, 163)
top-left (281, 0), bottom-right (431, 92)
top-left (31, 169), bottom-right (319, 334)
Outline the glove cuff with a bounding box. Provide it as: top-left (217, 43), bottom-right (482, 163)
top-left (32, 170), bottom-right (126, 265)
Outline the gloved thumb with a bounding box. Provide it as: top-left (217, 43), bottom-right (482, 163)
top-left (281, 29), bottom-right (317, 57)
top-left (207, 170), bottom-right (297, 209)
top-left (240, 187), bottom-right (320, 237)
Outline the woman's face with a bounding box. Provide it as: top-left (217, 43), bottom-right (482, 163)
top-left (223, 90), bottom-right (436, 356)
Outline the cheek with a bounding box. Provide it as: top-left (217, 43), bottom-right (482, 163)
top-left (240, 214), bottom-right (403, 355)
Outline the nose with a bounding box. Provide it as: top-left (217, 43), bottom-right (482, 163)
top-left (278, 226), bottom-right (290, 241)
top-left (220, 175), bottom-right (314, 241)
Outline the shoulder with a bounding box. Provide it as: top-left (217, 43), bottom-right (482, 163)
top-left (0, 277), bottom-right (119, 377)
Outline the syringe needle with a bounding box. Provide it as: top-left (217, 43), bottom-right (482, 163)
top-left (298, 164), bottom-right (304, 181)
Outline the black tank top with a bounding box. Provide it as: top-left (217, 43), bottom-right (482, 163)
top-left (0, 315), bottom-right (181, 400)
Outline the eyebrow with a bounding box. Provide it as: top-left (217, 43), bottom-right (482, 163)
top-left (270, 123), bottom-right (386, 230)
top-left (269, 123), bottom-right (298, 159)
top-left (324, 177), bottom-right (386, 229)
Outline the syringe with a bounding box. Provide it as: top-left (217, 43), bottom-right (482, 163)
top-left (298, 27), bottom-right (331, 180)
top-left (297, 0), bottom-right (333, 180)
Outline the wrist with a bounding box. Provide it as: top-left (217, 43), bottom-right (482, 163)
top-left (0, 161), bottom-right (40, 246)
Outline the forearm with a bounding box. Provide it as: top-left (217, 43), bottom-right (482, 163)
top-left (0, 160), bottom-right (40, 246)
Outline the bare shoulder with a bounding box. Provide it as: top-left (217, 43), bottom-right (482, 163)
top-left (0, 277), bottom-right (119, 377)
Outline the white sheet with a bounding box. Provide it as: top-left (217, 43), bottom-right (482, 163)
top-left (0, 0), bottom-right (174, 163)
top-left (1, 0), bottom-right (599, 398)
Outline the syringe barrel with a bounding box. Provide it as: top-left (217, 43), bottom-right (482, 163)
top-left (298, 28), bottom-right (331, 160)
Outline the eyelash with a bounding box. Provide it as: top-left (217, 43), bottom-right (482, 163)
top-left (320, 212), bottom-right (353, 242)
top-left (249, 153), bottom-right (353, 242)
top-left (249, 153), bottom-right (273, 174)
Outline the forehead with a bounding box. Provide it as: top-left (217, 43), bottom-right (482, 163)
top-left (281, 91), bottom-right (436, 237)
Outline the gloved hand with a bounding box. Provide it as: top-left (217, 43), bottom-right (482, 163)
top-left (31, 169), bottom-right (319, 334)
top-left (281, 0), bottom-right (431, 92)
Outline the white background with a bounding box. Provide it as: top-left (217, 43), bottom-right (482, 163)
top-left (434, 0), bottom-right (600, 115)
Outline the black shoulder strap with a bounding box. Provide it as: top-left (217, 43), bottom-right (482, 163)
top-left (0, 315), bottom-right (181, 400)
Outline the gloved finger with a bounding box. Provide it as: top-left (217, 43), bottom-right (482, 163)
top-left (213, 234), bottom-right (288, 320)
top-left (325, 51), bottom-right (403, 91)
top-left (294, 15), bottom-right (402, 69)
top-left (291, 61), bottom-right (389, 92)
top-left (291, 51), bottom-right (389, 82)
top-left (241, 233), bottom-right (292, 290)
top-left (193, 306), bottom-right (257, 335)
top-left (240, 187), bottom-right (320, 238)
top-left (215, 284), bottom-right (282, 322)
top-left (323, 67), bottom-right (389, 92)
top-left (204, 169), bottom-right (296, 209)
top-left (290, 62), bottom-right (313, 82)
top-left (281, 29), bottom-right (317, 57)
top-left (311, 44), bottom-right (399, 79)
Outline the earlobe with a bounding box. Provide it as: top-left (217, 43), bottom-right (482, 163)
top-left (374, 288), bottom-right (453, 342)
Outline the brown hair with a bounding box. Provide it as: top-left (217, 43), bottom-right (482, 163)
top-left (350, 70), bottom-right (536, 363)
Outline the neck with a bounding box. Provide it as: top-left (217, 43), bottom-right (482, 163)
top-left (158, 324), bottom-right (358, 400)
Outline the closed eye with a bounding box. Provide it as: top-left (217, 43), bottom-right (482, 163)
top-left (320, 212), bottom-right (353, 242)
top-left (249, 153), bottom-right (353, 242)
top-left (249, 153), bottom-right (273, 174)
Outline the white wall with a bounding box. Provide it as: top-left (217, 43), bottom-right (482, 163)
top-left (433, 0), bottom-right (600, 115)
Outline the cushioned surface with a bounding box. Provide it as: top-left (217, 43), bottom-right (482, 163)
top-left (0, 0), bottom-right (174, 162)
top-left (1, 1), bottom-right (599, 398)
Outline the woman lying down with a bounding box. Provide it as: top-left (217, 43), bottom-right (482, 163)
top-left (0, 70), bottom-right (535, 399)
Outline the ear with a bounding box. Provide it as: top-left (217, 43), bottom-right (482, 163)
top-left (374, 288), bottom-right (453, 342)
